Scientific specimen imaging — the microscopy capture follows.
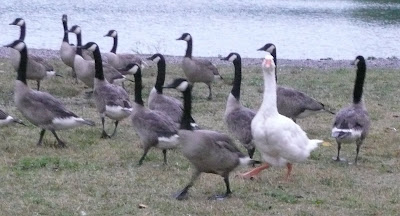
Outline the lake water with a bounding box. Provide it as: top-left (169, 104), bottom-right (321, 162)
top-left (1, 0), bottom-right (399, 59)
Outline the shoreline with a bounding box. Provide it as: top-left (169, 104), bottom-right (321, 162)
top-left (0, 47), bottom-right (399, 69)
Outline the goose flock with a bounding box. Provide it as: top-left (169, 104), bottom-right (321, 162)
top-left (0, 15), bottom-right (371, 200)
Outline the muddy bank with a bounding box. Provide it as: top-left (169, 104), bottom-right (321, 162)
top-left (0, 47), bottom-right (398, 69)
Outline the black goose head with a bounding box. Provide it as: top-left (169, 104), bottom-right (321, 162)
top-left (163, 78), bottom-right (190, 92)
top-left (146, 53), bottom-right (164, 63)
top-left (80, 42), bottom-right (98, 52)
top-left (351, 55), bottom-right (365, 67)
top-left (68, 25), bottom-right (81, 34)
top-left (221, 52), bottom-right (241, 63)
top-left (176, 33), bottom-right (192, 42)
top-left (104, 30), bottom-right (117, 38)
top-left (62, 14), bottom-right (68, 23)
top-left (257, 43), bottom-right (276, 53)
top-left (10, 18), bottom-right (25, 26)
top-left (122, 63), bottom-right (141, 75)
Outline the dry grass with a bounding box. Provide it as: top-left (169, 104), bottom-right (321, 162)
top-left (0, 57), bottom-right (399, 215)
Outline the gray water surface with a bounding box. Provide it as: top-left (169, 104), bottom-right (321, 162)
top-left (1, 0), bottom-right (399, 59)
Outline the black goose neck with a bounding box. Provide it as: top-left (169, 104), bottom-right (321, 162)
top-left (353, 60), bottom-right (366, 104)
top-left (62, 21), bottom-right (69, 43)
top-left (231, 58), bottom-right (242, 100)
top-left (180, 86), bottom-right (193, 130)
top-left (19, 24), bottom-right (26, 41)
top-left (134, 69), bottom-right (144, 106)
top-left (93, 46), bottom-right (105, 81)
top-left (184, 39), bottom-right (192, 58)
top-left (155, 58), bottom-right (166, 94)
top-left (111, 36), bottom-right (118, 53)
top-left (271, 48), bottom-right (277, 82)
top-left (76, 33), bottom-right (83, 56)
top-left (17, 47), bottom-right (28, 85)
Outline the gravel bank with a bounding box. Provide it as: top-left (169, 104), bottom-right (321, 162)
top-left (0, 47), bottom-right (399, 69)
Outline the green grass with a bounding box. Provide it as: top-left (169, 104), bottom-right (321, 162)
top-left (1, 57), bottom-right (399, 215)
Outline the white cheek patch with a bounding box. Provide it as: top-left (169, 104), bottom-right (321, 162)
top-left (74, 27), bottom-right (81, 34)
top-left (228, 55), bottom-right (237, 62)
top-left (15, 42), bottom-right (25, 51)
top-left (266, 45), bottom-right (275, 53)
top-left (184, 34), bottom-right (191, 41)
top-left (88, 44), bottom-right (97, 52)
top-left (17, 20), bottom-right (25, 26)
top-left (153, 56), bottom-right (161, 63)
top-left (111, 31), bottom-right (117, 37)
top-left (129, 65), bottom-right (139, 74)
top-left (353, 59), bottom-right (359, 65)
top-left (176, 81), bottom-right (189, 92)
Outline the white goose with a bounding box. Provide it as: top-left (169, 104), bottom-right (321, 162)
top-left (240, 53), bottom-right (322, 180)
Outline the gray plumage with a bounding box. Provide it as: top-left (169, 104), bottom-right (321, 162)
top-left (221, 52), bottom-right (256, 158)
top-left (9, 18), bottom-right (56, 90)
top-left (80, 42), bottom-right (132, 138)
top-left (331, 56), bottom-right (370, 164)
top-left (8, 40), bottom-right (94, 147)
top-left (177, 33), bottom-right (222, 100)
top-left (131, 105), bottom-right (179, 165)
top-left (103, 30), bottom-right (144, 69)
top-left (9, 50), bottom-right (58, 90)
top-left (164, 78), bottom-right (258, 200)
top-left (127, 63), bottom-right (179, 165)
top-left (148, 90), bottom-right (183, 124)
top-left (258, 43), bottom-right (334, 121)
top-left (69, 26), bottom-right (124, 88)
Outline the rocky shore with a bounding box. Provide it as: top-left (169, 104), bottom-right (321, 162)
top-left (0, 47), bottom-right (398, 70)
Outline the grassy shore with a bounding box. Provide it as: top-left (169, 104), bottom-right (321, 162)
top-left (0, 56), bottom-right (399, 215)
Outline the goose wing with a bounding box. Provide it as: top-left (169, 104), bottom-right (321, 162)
top-left (95, 84), bottom-right (131, 109)
top-left (192, 58), bottom-right (220, 76)
top-left (226, 107), bottom-right (256, 144)
top-left (133, 110), bottom-right (178, 138)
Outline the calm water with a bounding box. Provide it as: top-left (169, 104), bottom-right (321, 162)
top-left (1, 0), bottom-right (399, 59)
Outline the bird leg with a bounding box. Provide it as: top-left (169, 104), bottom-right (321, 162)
top-left (100, 117), bottom-right (110, 139)
top-left (209, 176), bottom-right (232, 200)
top-left (239, 163), bottom-right (269, 179)
top-left (162, 149), bottom-right (167, 165)
top-left (51, 130), bottom-right (66, 148)
top-left (355, 140), bottom-right (363, 165)
top-left (174, 171), bottom-right (201, 200)
top-left (333, 142), bottom-right (345, 161)
top-left (138, 147), bottom-right (150, 166)
top-left (285, 163), bottom-right (293, 181)
top-left (110, 121), bottom-right (119, 137)
top-left (207, 84), bottom-right (212, 100)
top-left (37, 81), bottom-right (41, 91)
top-left (37, 129), bottom-right (46, 146)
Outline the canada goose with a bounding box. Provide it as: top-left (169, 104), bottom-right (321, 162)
top-left (6, 40), bottom-right (95, 147)
top-left (60, 14), bottom-right (75, 68)
top-left (176, 33), bottom-right (222, 100)
top-left (103, 30), bottom-right (144, 69)
top-left (68, 25), bottom-right (125, 88)
top-left (164, 78), bottom-right (259, 200)
top-left (258, 43), bottom-right (334, 122)
top-left (128, 63), bottom-right (179, 165)
top-left (0, 108), bottom-right (25, 127)
top-left (331, 56), bottom-right (370, 164)
top-left (9, 18), bottom-right (60, 90)
top-left (221, 53), bottom-right (256, 158)
top-left (146, 53), bottom-right (197, 128)
top-left (81, 42), bottom-right (132, 138)
top-left (240, 54), bottom-right (322, 180)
